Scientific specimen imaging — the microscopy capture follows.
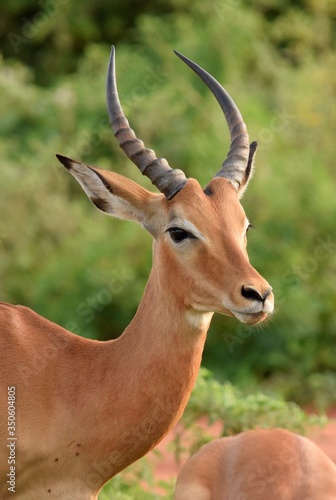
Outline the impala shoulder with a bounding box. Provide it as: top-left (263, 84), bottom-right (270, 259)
top-left (0, 301), bottom-right (33, 316)
top-left (0, 302), bottom-right (71, 340)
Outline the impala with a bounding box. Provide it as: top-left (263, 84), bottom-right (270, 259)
top-left (0, 47), bottom-right (274, 499)
top-left (174, 428), bottom-right (336, 499)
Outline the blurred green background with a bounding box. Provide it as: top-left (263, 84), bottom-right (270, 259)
top-left (1, 0), bottom-right (336, 410)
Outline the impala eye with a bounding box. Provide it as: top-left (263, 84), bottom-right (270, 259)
top-left (243, 224), bottom-right (253, 243)
top-left (168, 227), bottom-right (195, 243)
top-left (245, 223), bottom-right (254, 236)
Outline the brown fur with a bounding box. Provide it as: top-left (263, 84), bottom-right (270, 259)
top-left (174, 429), bottom-right (336, 499)
top-left (0, 163), bottom-right (273, 498)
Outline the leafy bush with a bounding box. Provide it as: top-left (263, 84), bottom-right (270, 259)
top-left (1, 2), bottom-right (335, 498)
top-left (99, 457), bottom-right (173, 499)
top-left (1, 0), bottom-right (336, 405)
top-left (173, 368), bottom-right (326, 459)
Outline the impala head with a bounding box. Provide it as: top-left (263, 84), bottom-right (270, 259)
top-left (56, 47), bottom-right (273, 326)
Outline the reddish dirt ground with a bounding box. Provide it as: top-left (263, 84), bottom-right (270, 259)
top-left (148, 412), bottom-right (336, 487)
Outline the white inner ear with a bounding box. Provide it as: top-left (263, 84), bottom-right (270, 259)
top-left (68, 162), bottom-right (140, 221)
top-left (68, 163), bottom-right (110, 199)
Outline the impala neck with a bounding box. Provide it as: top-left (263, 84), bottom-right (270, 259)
top-left (114, 266), bottom-right (212, 415)
top-left (123, 267), bottom-right (212, 357)
top-left (88, 265), bottom-right (213, 488)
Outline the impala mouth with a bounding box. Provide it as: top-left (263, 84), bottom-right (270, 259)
top-left (230, 299), bottom-right (273, 325)
top-left (232, 310), bottom-right (268, 325)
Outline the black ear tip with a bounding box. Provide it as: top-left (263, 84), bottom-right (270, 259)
top-left (55, 154), bottom-right (73, 170)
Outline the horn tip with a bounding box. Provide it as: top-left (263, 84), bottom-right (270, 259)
top-left (108, 46), bottom-right (115, 64)
top-left (173, 49), bottom-right (186, 62)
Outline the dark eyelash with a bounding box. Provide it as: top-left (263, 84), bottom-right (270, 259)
top-left (167, 227), bottom-right (196, 243)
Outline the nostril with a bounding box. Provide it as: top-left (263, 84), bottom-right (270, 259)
top-left (241, 286), bottom-right (272, 302)
top-left (241, 286), bottom-right (262, 302)
top-left (261, 287), bottom-right (273, 301)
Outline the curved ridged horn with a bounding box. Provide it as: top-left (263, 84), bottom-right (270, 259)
top-left (174, 50), bottom-right (250, 191)
top-left (107, 46), bottom-right (187, 200)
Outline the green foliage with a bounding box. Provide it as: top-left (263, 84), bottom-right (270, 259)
top-left (1, 2), bottom-right (335, 497)
top-left (99, 457), bottom-right (173, 499)
top-left (175, 368), bottom-right (326, 457)
top-left (1, 0), bottom-right (335, 405)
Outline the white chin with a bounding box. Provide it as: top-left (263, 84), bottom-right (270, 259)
top-left (233, 311), bottom-right (267, 325)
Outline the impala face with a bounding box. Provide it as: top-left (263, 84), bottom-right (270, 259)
top-left (158, 177), bottom-right (273, 325)
top-left (57, 46), bottom-right (274, 326)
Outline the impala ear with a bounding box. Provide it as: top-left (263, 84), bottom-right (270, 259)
top-left (237, 141), bottom-right (258, 198)
top-left (56, 155), bottom-right (163, 234)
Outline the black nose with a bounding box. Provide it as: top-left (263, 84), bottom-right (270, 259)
top-left (241, 285), bottom-right (272, 302)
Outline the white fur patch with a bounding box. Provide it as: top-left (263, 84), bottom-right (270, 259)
top-left (167, 218), bottom-right (206, 241)
top-left (186, 310), bottom-right (213, 330)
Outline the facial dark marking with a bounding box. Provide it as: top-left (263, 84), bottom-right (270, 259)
top-left (54, 457), bottom-right (59, 462)
top-left (91, 197), bottom-right (112, 212)
top-left (90, 168), bottom-right (114, 193)
top-left (204, 186), bottom-right (213, 196)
